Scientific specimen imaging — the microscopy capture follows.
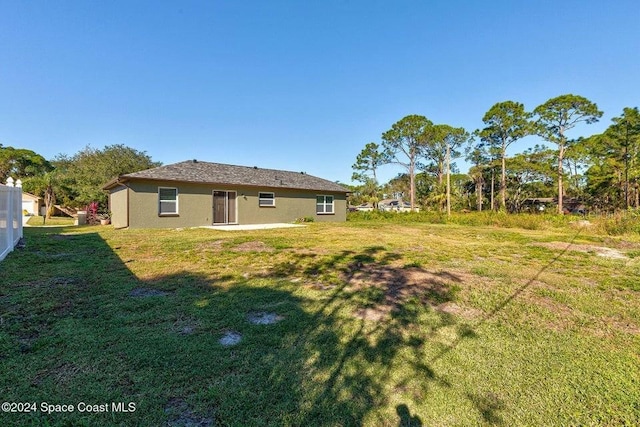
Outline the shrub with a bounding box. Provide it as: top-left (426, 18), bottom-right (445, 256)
top-left (295, 216), bottom-right (315, 223)
top-left (347, 209), bottom-right (640, 236)
top-left (85, 201), bottom-right (99, 225)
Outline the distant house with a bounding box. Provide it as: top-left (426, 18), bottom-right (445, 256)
top-left (522, 197), bottom-right (586, 214)
top-left (22, 192), bottom-right (43, 216)
top-left (354, 202), bottom-right (375, 212)
top-left (103, 160), bottom-right (350, 229)
top-left (379, 199), bottom-right (419, 212)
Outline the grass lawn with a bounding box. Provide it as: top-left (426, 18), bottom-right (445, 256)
top-left (26, 216), bottom-right (76, 227)
top-left (1, 219), bottom-right (639, 426)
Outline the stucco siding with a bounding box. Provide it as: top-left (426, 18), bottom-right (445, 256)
top-left (124, 180), bottom-right (346, 228)
top-left (239, 189), bottom-right (346, 224)
top-left (109, 185), bottom-right (129, 228)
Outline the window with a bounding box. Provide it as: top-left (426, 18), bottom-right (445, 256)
top-left (258, 192), bottom-right (275, 207)
top-left (158, 187), bottom-right (178, 215)
top-left (316, 195), bottom-right (334, 214)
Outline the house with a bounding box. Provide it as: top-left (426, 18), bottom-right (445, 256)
top-left (521, 197), bottom-right (586, 214)
top-left (22, 192), bottom-right (43, 216)
top-left (103, 160), bottom-right (350, 229)
top-left (378, 199), bottom-right (419, 212)
top-left (353, 202), bottom-right (375, 212)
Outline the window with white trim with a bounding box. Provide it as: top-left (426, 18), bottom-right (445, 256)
top-left (158, 187), bottom-right (178, 215)
top-left (316, 195), bottom-right (334, 214)
top-left (258, 192), bottom-right (275, 207)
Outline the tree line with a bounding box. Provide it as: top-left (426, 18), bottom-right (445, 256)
top-left (351, 94), bottom-right (639, 214)
top-left (0, 144), bottom-right (159, 217)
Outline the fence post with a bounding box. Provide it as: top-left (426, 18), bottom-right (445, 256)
top-left (16, 179), bottom-right (23, 240)
top-left (6, 177), bottom-right (13, 254)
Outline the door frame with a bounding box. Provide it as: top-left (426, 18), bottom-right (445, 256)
top-left (212, 190), bottom-right (238, 225)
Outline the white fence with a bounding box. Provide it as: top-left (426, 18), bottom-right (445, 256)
top-left (0, 177), bottom-right (23, 261)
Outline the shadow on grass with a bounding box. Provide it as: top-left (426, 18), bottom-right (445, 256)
top-left (1, 228), bottom-right (502, 426)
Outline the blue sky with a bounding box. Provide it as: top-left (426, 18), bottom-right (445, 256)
top-left (1, 1), bottom-right (639, 185)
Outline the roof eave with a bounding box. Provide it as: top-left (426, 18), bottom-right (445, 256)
top-left (105, 175), bottom-right (349, 194)
top-left (102, 176), bottom-right (130, 191)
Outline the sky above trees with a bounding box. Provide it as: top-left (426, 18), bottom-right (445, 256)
top-left (1, 1), bottom-right (638, 185)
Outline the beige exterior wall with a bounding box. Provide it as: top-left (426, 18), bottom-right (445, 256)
top-left (109, 185), bottom-right (129, 228)
top-left (22, 194), bottom-right (41, 215)
top-left (122, 180), bottom-right (346, 228)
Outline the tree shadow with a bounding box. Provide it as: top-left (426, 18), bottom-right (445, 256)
top-left (255, 243), bottom-right (472, 423)
top-left (397, 403), bottom-right (423, 426)
top-left (1, 227), bottom-right (519, 425)
top-left (466, 392), bottom-right (505, 425)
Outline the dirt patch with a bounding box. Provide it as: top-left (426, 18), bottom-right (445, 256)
top-left (569, 220), bottom-right (592, 227)
top-left (603, 238), bottom-right (640, 250)
top-left (196, 240), bottom-right (225, 251)
top-left (354, 307), bottom-right (391, 321)
top-left (600, 316), bottom-right (640, 335)
top-left (172, 316), bottom-right (200, 336)
top-left (129, 288), bottom-right (170, 298)
top-left (164, 398), bottom-right (215, 427)
top-left (291, 247), bottom-right (331, 256)
top-left (532, 242), bottom-right (628, 259)
top-left (436, 302), bottom-right (482, 320)
top-left (345, 266), bottom-right (465, 321)
top-left (219, 331), bottom-right (242, 346)
top-left (247, 311), bottom-right (284, 325)
top-left (233, 241), bottom-right (274, 252)
top-left (306, 282), bottom-right (336, 291)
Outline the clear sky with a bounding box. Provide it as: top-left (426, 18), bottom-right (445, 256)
top-left (1, 1), bottom-right (639, 185)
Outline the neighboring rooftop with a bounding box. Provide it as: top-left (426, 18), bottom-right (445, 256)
top-left (104, 160), bottom-right (349, 193)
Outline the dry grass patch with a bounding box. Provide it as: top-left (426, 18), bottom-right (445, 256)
top-left (196, 239), bottom-right (225, 251)
top-left (532, 241), bottom-right (628, 259)
top-left (232, 240), bottom-right (274, 252)
top-left (436, 302), bottom-right (483, 320)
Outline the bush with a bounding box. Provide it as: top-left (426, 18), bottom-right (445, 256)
top-left (590, 210), bottom-right (640, 235)
top-left (347, 209), bottom-right (640, 236)
top-left (295, 216), bottom-right (315, 223)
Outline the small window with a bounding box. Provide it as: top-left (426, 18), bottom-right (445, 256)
top-left (259, 192), bottom-right (275, 207)
top-left (316, 195), bottom-right (334, 214)
top-left (159, 187), bottom-right (178, 215)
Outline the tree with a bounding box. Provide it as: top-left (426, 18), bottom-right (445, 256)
top-left (563, 137), bottom-right (590, 199)
top-left (477, 101), bottom-right (534, 211)
top-left (54, 144), bottom-right (161, 208)
top-left (607, 107), bottom-right (640, 208)
top-left (583, 107), bottom-right (640, 210)
top-left (465, 139), bottom-right (492, 211)
top-left (431, 125), bottom-right (470, 215)
top-left (534, 94), bottom-right (603, 214)
top-left (0, 146), bottom-right (53, 182)
top-left (505, 146), bottom-right (556, 212)
top-left (382, 173), bottom-right (411, 201)
top-left (381, 115), bottom-right (434, 210)
top-left (352, 142), bottom-right (388, 184)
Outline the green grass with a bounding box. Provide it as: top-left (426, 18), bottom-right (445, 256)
top-left (26, 216), bottom-right (76, 226)
top-left (1, 220), bottom-right (639, 426)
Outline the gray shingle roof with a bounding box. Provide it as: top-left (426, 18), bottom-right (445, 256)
top-left (105, 160), bottom-right (349, 193)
